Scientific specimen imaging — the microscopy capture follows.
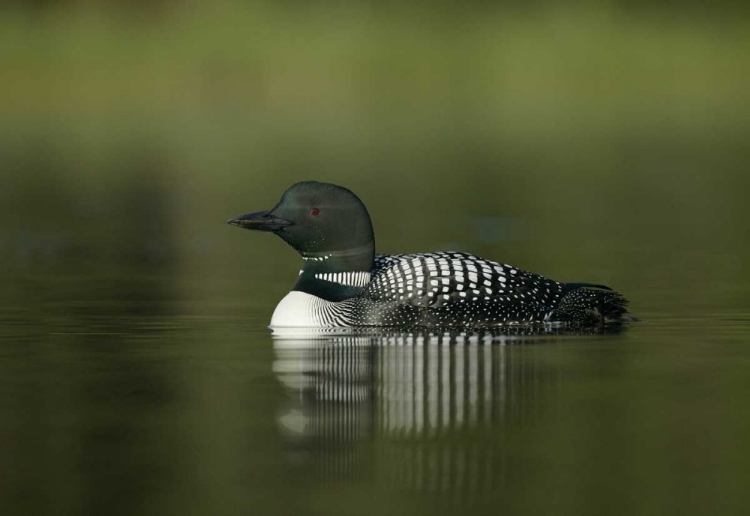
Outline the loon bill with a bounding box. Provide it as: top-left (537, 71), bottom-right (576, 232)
top-left (227, 181), bottom-right (630, 328)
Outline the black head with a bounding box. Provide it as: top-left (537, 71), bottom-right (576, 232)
top-left (227, 182), bottom-right (375, 269)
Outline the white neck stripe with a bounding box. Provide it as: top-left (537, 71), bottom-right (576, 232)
top-left (314, 271), bottom-right (371, 287)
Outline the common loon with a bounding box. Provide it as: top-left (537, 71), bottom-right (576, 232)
top-left (227, 181), bottom-right (630, 328)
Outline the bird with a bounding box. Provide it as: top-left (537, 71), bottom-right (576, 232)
top-left (227, 181), bottom-right (630, 328)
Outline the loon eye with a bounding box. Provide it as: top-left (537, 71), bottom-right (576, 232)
top-left (309, 208), bottom-right (320, 217)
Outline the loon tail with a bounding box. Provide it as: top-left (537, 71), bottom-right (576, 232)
top-left (553, 283), bottom-right (631, 325)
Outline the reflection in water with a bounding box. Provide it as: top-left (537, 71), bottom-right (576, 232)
top-left (275, 334), bottom-right (375, 478)
top-left (273, 327), bottom-right (624, 491)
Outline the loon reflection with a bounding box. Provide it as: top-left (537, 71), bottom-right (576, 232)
top-left (273, 326), bottom-right (624, 486)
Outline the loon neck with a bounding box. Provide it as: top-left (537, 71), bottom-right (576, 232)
top-left (293, 242), bottom-right (375, 302)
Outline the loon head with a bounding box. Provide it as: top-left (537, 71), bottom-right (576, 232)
top-left (227, 181), bottom-right (375, 300)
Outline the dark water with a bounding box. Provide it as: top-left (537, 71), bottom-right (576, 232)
top-left (2, 266), bottom-right (749, 516)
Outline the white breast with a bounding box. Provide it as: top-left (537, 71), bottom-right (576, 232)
top-left (270, 291), bottom-right (344, 328)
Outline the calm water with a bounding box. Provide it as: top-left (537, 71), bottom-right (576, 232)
top-left (2, 267), bottom-right (749, 516)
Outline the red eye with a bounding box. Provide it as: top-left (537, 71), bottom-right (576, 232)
top-left (310, 208), bottom-right (320, 217)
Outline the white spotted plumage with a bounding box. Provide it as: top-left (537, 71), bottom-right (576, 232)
top-left (270, 251), bottom-right (573, 328)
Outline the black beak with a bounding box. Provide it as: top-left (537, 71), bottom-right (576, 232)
top-left (226, 210), bottom-right (294, 232)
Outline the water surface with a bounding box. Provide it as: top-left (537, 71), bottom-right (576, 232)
top-left (2, 269), bottom-right (749, 516)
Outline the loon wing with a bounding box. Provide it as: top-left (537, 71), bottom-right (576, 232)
top-left (364, 252), bottom-right (563, 311)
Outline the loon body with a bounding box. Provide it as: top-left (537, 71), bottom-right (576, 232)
top-left (228, 182), bottom-right (629, 328)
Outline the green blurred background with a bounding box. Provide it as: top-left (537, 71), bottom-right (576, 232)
top-left (1, 1), bottom-right (750, 515)
top-left (2, 0), bottom-right (749, 300)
